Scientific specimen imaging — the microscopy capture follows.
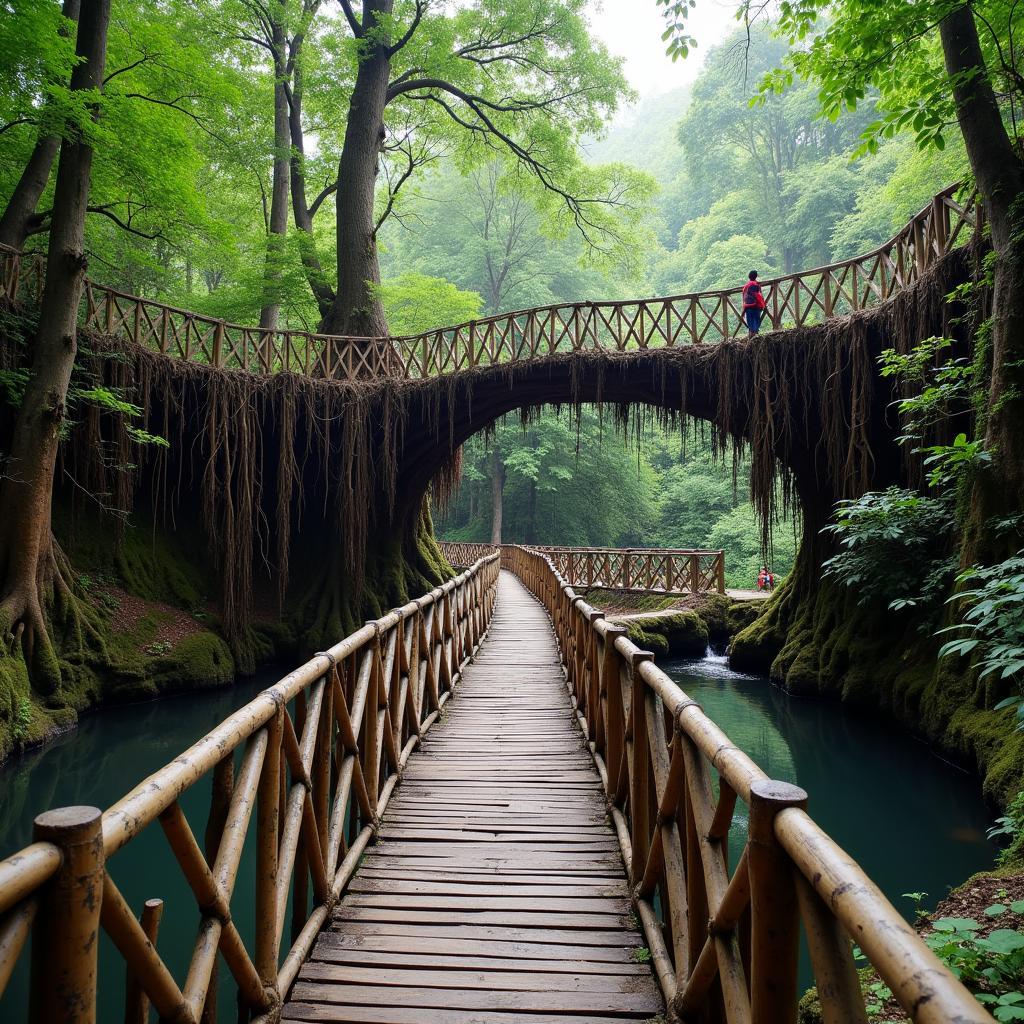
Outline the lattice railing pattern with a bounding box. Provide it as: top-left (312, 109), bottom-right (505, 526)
top-left (533, 545), bottom-right (725, 594)
top-left (438, 542), bottom-right (725, 593)
top-left (0, 183), bottom-right (979, 382)
top-left (437, 540), bottom-right (498, 568)
top-left (502, 544), bottom-right (993, 1024)
top-left (0, 554), bottom-right (500, 1024)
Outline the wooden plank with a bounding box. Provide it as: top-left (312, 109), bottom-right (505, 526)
top-left (288, 982), bottom-right (663, 1013)
top-left (284, 1006), bottom-right (643, 1024)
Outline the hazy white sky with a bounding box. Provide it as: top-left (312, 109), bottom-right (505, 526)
top-left (586, 0), bottom-right (740, 98)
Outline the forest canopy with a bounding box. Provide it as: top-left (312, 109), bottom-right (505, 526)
top-left (0, 1), bottom-right (967, 593)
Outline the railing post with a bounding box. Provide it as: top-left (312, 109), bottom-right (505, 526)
top-left (29, 806), bottom-right (105, 1024)
top-left (212, 320), bottom-right (224, 368)
top-left (932, 193), bottom-right (948, 254)
top-left (689, 554), bottom-right (699, 595)
top-left (255, 703), bottom-right (282, 1003)
top-left (748, 779), bottom-right (808, 1024)
top-left (124, 899), bottom-right (163, 1024)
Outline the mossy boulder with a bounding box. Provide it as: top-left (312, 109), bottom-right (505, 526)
top-left (149, 632), bottom-right (236, 692)
top-left (620, 610), bottom-right (709, 658)
top-left (698, 593), bottom-right (764, 646)
top-left (623, 622), bottom-right (670, 657)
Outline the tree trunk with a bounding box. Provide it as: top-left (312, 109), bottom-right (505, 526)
top-left (940, 5), bottom-right (1024, 540)
top-left (318, 3), bottom-right (393, 337)
top-left (0, 0), bottom-right (111, 693)
top-left (490, 449), bottom-right (505, 545)
top-left (288, 59), bottom-right (335, 319)
top-left (0, 0), bottom-right (82, 250)
top-left (258, 18), bottom-right (291, 333)
top-left (526, 479), bottom-right (537, 545)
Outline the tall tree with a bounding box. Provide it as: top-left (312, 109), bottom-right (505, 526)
top-left (309, 0), bottom-right (634, 336)
top-left (0, 0), bottom-right (80, 249)
top-left (0, 0), bottom-right (112, 691)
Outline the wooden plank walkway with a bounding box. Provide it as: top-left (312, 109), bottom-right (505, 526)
top-left (283, 571), bottom-right (664, 1024)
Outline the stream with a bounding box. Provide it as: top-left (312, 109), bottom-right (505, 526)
top-left (0, 652), bottom-right (999, 1016)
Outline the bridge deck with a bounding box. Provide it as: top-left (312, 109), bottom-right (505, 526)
top-left (283, 571), bottom-right (663, 1024)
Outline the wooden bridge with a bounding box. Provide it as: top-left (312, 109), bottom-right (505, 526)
top-left (441, 543), bottom-right (726, 595)
top-left (0, 549), bottom-right (995, 1023)
top-left (0, 183), bottom-right (979, 380)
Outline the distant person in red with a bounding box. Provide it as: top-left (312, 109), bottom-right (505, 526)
top-left (742, 270), bottom-right (768, 335)
top-left (757, 566), bottom-right (775, 591)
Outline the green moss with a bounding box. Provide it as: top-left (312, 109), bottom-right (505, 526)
top-left (55, 506), bottom-right (212, 612)
top-left (149, 632), bottom-right (235, 693)
top-left (619, 610), bottom-right (708, 658)
top-left (697, 594), bottom-right (732, 643)
top-left (624, 624), bottom-right (670, 657)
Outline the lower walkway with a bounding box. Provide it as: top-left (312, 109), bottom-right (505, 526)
top-left (282, 571), bottom-right (664, 1023)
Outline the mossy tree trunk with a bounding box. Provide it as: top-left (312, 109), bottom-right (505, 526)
top-left (0, 0), bottom-right (111, 694)
top-left (940, 6), bottom-right (1024, 555)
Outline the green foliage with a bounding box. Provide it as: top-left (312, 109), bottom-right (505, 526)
top-left (987, 791), bottom-right (1024, 867)
top-left (376, 274), bottom-right (483, 336)
top-left (923, 911), bottom-right (1024, 1019)
top-left (821, 488), bottom-right (957, 619)
top-left (11, 695), bottom-right (31, 742)
top-left (939, 552), bottom-right (1024, 727)
top-left (440, 416), bottom-right (795, 587)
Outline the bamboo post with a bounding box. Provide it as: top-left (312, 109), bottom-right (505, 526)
top-left (748, 779), bottom-right (809, 1024)
top-left (255, 706), bottom-right (282, 999)
top-left (212, 321), bottom-right (224, 368)
top-left (29, 806), bottom-right (105, 1024)
top-left (200, 755), bottom-right (233, 1024)
top-left (124, 899), bottom-right (164, 1024)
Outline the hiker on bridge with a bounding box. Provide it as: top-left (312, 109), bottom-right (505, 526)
top-left (742, 270), bottom-right (768, 334)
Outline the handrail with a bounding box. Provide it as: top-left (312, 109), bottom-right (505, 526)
top-left (0, 553), bottom-right (501, 1023)
top-left (501, 543), bottom-right (994, 1024)
top-left (0, 182), bottom-right (980, 380)
top-left (439, 540), bottom-right (726, 594)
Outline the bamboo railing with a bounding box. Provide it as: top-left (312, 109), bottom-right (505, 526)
top-left (439, 541), bottom-right (726, 594)
top-left (502, 544), bottom-right (993, 1024)
top-left (0, 553), bottom-right (500, 1024)
top-left (534, 545), bottom-right (726, 594)
top-left (438, 540), bottom-right (499, 568)
top-left (0, 183), bottom-right (979, 381)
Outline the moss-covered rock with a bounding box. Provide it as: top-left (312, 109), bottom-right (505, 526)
top-left (623, 622), bottom-right (670, 657)
top-left (618, 609), bottom-right (709, 658)
top-left (149, 632), bottom-right (235, 692)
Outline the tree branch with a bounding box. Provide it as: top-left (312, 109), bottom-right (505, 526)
top-left (309, 180), bottom-right (338, 218)
top-left (0, 117), bottom-right (35, 136)
top-left (338, 0), bottom-right (363, 37)
top-left (388, 0), bottom-right (424, 56)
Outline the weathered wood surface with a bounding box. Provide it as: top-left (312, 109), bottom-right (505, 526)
top-left (283, 571), bottom-right (663, 1024)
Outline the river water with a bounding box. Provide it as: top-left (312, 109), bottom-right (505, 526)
top-left (0, 653), bottom-right (998, 1017)
top-left (664, 649), bottom-right (997, 995)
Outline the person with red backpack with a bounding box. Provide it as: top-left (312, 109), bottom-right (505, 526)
top-left (742, 270), bottom-right (768, 335)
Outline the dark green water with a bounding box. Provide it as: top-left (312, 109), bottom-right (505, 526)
top-left (664, 650), bottom-right (998, 991)
top-left (0, 654), bottom-right (998, 1018)
top-left (0, 668), bottom-right (281, 1022)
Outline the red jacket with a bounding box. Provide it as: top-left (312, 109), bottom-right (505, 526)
top-left (742, 280), bottom-right (767, 310)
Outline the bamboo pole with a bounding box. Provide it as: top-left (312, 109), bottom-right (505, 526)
top-left (748, 779), bottom-right (808, 1023)
top-left (29, 807), bottom-right (105, 1024)
top-left (124, 899), bottom-right (164, 1024)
